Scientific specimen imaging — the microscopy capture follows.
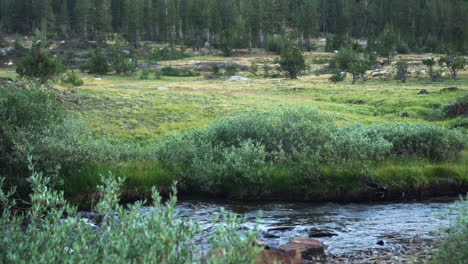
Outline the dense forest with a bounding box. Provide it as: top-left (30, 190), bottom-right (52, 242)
top-left (0, 0), bottom-right (466, 53)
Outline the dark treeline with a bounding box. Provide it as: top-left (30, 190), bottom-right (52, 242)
top-left (0, 0), bottom-right (466, 52)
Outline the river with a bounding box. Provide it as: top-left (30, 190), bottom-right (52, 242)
top-left (160, 197), bottom-right (458, 256)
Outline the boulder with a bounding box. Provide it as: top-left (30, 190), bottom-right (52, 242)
top-left (229, 76), bottom-right (250, 81)
top-left (307, 228), bottom-right (337, 238)
top-left (256, 249), bottom-right (301, 264)
top-left (418, 89), bottom-right (429, 95)
top-left (279, 236), bottom-right (325, 261)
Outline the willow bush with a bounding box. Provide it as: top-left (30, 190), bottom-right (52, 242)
top-left (0, 167), bottom-right (260, 263)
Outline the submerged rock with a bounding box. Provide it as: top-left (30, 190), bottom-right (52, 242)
top-left (307, 228), bottom-right (337, 238)
top-left (256, 249), bottom-right (301, 264)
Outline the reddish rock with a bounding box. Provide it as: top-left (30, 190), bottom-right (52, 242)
top-left (279, 236), bottom-right (325, 261)
top-left (256, 249), bottom-right (301, 264)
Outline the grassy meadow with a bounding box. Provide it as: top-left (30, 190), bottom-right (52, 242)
top-left (1, 49), bottom-right (467, 203)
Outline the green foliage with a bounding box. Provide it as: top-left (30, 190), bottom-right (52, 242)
top-left (422, 57), bottom-right (442, 82)
top-left (348, 58), bottom-right (369, 84)
top-left (153, 107), bottom-right (464, 197)
top-left (330, 47), bottom-right (358, 71)
top-left (394, 58), bottom-right (409, 83)
top-left (329, 70), bottom-right (346, 83)
top-left (16, 41), bottom-right (65, 84)
top-left (151, 46), bottom-right (189, 61)
top-left (249, 62), bottom-right (259, 76)
top-left (262, 63), bottom-right (271, 77)
top-left (225, 64), bottom-right (238, 76)
top-left (140, 69), bottom-right (151, 80)
top-left (379, 25), bottom-right (396, 64)
top-left (212, 65), bottom-right (221, 75)
top-left (160, 66), bottom-right (199, 77)
top-left (108, 42), bottom-right (137, 75)
top-left (0, 172), bottom-right (260, 263)
top-left (62, 71), bottom-right (84, 86)
top-left (266, 35), bottom-right (288, 53)
top-left (438, 53), bottom-right (466, 80)
top-left (0, 82), bottom-right (120, 190)
top-left (365, 123), bottom-right (465, 161)
top-left (431, 197), bottom-right (468, 264)
top-left (279, 42), bottom-right (306, 79)
top-left (81, 48), bottom-right (110, 75)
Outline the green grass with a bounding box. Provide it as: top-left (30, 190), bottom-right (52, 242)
top-left (1, 51), bottom-right (467, 201)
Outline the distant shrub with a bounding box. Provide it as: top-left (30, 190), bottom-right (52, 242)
top-left (330, 47), bottom-right (358, 70)
top-left (394, 58), bottom-right (409, 83)
top-left (262, 63), bottom-right (271, 77)
top-left (348, 58), bottom-right (369, 84)
top-left (81, 48), bottom-right (109, 75)
top-left (16, 41), bottom-right (65, 84)
top-left (366, 123), bottom-right (465, 161)
top-left (279, 42), bottom-right (307, 79)
top-left (154, 69), bottom-right (162, 79)
top-left (329, 70), bottom-right (347, 83)
top-left (249, 62), bottom-right (258, 76)
top-left (225, 64), bottom-right (238, 76)
top-left (160, 66), bottom-right (199, 77)
top-left (438, 53), bottom-right (466, 80)
top-left (422, 57), bottom-right (442, 82)
top-left (151, 46), bottom-right (189, 61)
top-left (266, 36), bottom-right (288, 53)
top-left (212, 64), bottom-right (221, 75)
top-left (108, 45), bottom-right (137, 75)
top-left (140, 69), bottom-right (151, 80)
top-left (62, 71), bottom-right (84, 86)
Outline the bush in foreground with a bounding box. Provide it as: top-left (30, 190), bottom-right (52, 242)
top-left (431, 197), bottom-right (468, 264)
top-left (0, 171), bottom-right (260, 263)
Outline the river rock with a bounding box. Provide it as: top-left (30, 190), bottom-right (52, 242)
top-left (279, 236), bottom-right (325, 261)
top-left (267, 226), bottom-right (295, 232)
top-left (308, 228), bottom-right (337, 238)
top-left (256, 249), bottom-right (301, 264)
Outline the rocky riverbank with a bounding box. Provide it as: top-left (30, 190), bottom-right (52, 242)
top-left (257, 234), bottom-right (436, 264)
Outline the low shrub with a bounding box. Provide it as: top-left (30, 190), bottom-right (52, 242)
top-left (153, 107), bottom-right (465, 197)
top-left (266, 36), bottom-right (288, 53)
top-left (140, 69), bottom-right (151, 80)
top-left (16, 41), bottom-right (65, 84)
top-left (329, 70), bottom-right (346, 83)
top-left (225, 64), bottom-right (238, 76)
top-left (365, 123), bottom-right (465, 161)
top-left (62, 71), bottom-right (84, 86)
top-left (81, 48), bottom-right (109, 75)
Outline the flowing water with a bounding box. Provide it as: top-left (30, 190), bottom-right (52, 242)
top-left (169, 197), bottom-right (458, 256)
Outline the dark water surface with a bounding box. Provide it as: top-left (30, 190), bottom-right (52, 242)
top-left (165, 197), bottom-right (458, 255)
